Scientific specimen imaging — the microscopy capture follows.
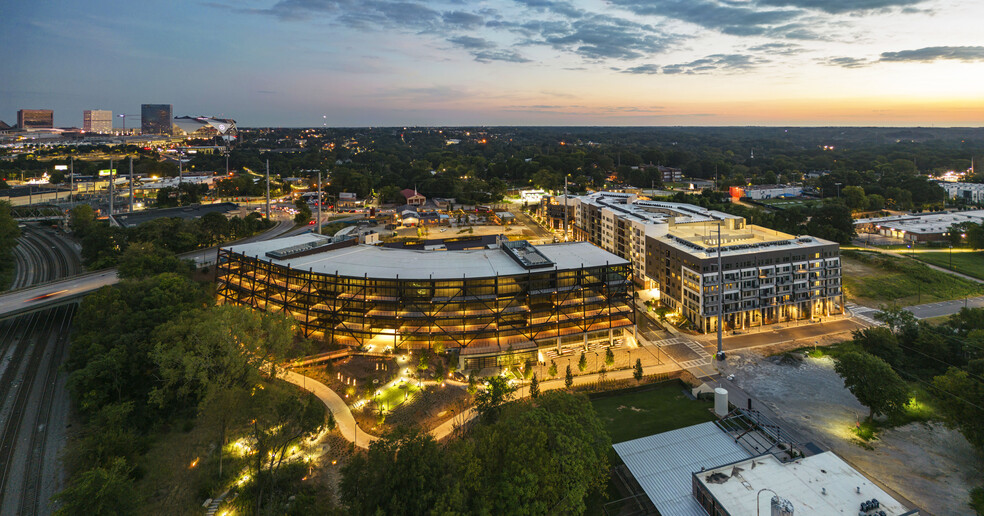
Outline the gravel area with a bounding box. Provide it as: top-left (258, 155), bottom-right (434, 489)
top-left (718, 350), bottom-right (982, 516)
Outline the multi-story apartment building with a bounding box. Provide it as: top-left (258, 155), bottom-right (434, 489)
top-left (83, 109), bottom-right (113, 133)
top-left (574, 192), bottom-right (843, 332)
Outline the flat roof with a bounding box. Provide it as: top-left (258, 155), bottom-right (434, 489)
top-left (697, 452), bottom-right (914, 515)
top-left (663, 222), bottom-right (836, 259)
top-left (613, 422), bottom-right (752, 516)
top-left (223, 234), bottom-right (628, 279)
top-left (855, 210), bottom-right (984, 235)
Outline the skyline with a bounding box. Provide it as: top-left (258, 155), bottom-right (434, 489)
top-left (3, 0), bottom-right (984, 127)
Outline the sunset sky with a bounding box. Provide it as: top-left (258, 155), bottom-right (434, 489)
top-left (3, 0), bottom-right (983, 127)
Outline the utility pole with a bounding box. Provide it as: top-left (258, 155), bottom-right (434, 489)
top-left (109, 158), bottom-right (114, 216)
top-left (563, 175), bottom-right (569, 242)
top-left (265, 159), bottom-right (271, 220)
top-left (317, 171), bottom-right (323, 234)
top-left (716, 221), bottom-right (725, 361)
top-left (178, 151), bottom-right (183, 185)
top-left (69, 157), bottom-right (74, 206)
top-left (129, 157), bottom-right (134, 213)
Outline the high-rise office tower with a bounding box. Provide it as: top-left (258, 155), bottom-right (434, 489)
top-left (140, 104), bottom-right (173, 135)
top-left (17, 109), bottom-right (54, 129)
top-left (83, 109), bottom-right (113, 133)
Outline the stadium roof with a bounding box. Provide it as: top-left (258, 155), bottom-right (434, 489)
top-left (223, 234), bottom-right (628, 279)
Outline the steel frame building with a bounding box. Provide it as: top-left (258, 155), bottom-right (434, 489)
top-left (215, 235), bottom-right (635, 370)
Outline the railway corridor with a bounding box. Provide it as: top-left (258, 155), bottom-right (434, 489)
top-left (0, 305), bottom-right (76, 516)
top-left (9, 224), bottom-right (82, 291)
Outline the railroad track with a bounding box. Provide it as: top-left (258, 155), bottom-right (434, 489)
top-left (10, 226), bottom-right (82, 291)
top-left (0, 305), bottom-right (77, 515)
top-left (18, 304), bottom-right (75, 516)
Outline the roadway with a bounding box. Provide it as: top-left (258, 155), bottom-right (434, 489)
top-left (0, 218), bottom-right (295, 320)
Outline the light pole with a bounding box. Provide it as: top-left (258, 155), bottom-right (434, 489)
top-left (716, 221), bottom-right (725, 361)
top-left (949, 244), bottom-right (953, 270)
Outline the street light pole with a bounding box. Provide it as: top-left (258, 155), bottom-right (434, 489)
top-left (317, 171), bottom-right (323, 235)
top-left (563, 175), bottom-right (569, 242)
top-left (129, 157), bottom-right (134, 213)
top-left (716, 221), bottom-right (725, 361)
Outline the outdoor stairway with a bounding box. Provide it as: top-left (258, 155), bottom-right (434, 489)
top-left (204, 490), bottom-right (230, 516)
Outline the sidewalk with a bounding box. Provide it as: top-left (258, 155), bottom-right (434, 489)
top-left (281, 370), bottom-right (378, 449)
top-left (285, 357), bottom-right (682, 446)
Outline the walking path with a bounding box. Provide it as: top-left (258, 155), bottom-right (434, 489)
top-left (281, 370), bottom-right (378, 449)
top-left (282, 353), bottom-right (680, 447)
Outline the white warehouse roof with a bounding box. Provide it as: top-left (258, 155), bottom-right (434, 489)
top-left (613, 422), bottom-right (752, 516)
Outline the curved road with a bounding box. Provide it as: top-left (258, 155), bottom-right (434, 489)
top-left (0, 219), bottom-right (295, 319)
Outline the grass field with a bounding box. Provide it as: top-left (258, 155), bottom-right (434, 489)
top-left (755, 197), bottom-right (822, 209)
top-left (590, 381), bottom-right (715, 444)
top-left (841, 250), bottom-right (984, 307)
top-left (912, 250), bottom-right (984, 280)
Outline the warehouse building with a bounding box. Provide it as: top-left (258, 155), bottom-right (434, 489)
top-left (216, 234), bottom-right (635, 368)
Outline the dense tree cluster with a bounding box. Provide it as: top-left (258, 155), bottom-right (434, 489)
top-left (341, 391), bottom-right (611, 516)
top-left (69, 204), bottom-right (273, 269)
top-left (59, 268), bottom-right (320, 514)
top-left (843, 307), bottom-right (984, 451)
top-left (0, 201), bottom-right (21, 289)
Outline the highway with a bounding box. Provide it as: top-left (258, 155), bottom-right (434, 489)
top-left (0, 218), bottom-right (295, 319)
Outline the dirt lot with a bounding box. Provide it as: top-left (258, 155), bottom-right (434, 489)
top-left (717, 350), bottom-right (982, 516)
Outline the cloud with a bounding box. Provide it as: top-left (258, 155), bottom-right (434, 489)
top-left (621, 63), bottom-right (661, 74)
top-left (622, 53), bottom-right (766, 75)
top-left (608, 0), bottom-right (801, 35)
top-left (822, 56), bottom-right (869, 68)
top-left (747, 42), bottom-right (804, 55)
top-left (532, 15), bottom-right (674, 60)
top-left (514, 0), bottom-right (585, 19)
top-left (757, 0), bottom-right (927, 14)
top-left (442, 10), bottom-right (484, 28)
top-left (447, 35), bottom-right (495, 50)
top-left (473, 49), bottom-right (532, 63)
top-left (878, 46), bottom-right (984, 62)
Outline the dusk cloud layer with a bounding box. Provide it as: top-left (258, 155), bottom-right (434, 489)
top-left (2, 0), bottom-right (982, 126)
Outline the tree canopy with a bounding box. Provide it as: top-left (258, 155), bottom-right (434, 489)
top-left (835, 351), bottom-right (909, 420)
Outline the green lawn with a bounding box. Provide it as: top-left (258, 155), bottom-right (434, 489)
top-left (913, 250), bottom-right (984, 281)
top-left (376, 381), bottom-right (421, 411)
top-left (841, 250), bottom-right (984, 306)
top-left (590, 381), bottom-right (715, 444)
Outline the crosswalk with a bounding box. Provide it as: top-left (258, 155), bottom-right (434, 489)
top-left (845, 302), bottom-right (884, 327)
top-left (649, 336), bottom-right (714, 371)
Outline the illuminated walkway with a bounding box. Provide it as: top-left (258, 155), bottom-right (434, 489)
top-left (281, 369), bottom-right (379, 449)
top-left (286, 357), bottom-right (681, 447)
